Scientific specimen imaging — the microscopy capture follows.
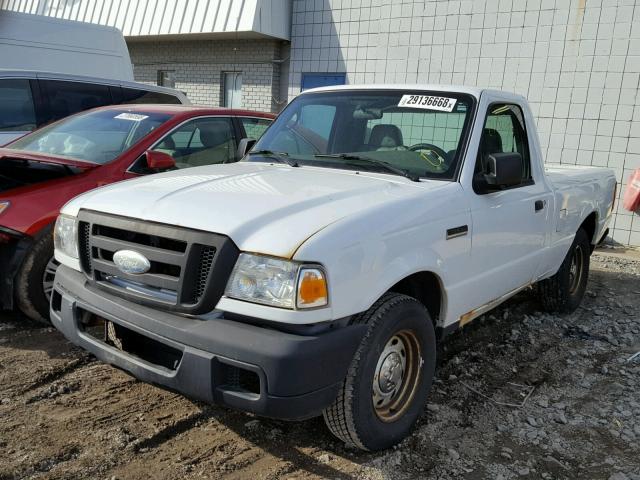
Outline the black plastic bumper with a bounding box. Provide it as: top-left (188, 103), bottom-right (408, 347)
top-left (51, 265), bottom-right (366, 420)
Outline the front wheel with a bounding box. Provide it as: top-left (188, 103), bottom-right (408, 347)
top-left (15, 230), bottom-right (58, 324)
top-left (535, 228), bottom-right (591, 314)
top-left (323, 293), bottom-right (436, 451)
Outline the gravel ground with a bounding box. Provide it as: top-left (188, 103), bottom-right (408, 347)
top-left (0, 250), bottom-right (638, 480)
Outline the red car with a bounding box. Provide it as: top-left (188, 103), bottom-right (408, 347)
top-left (0, 105), bottom-right (274, 322)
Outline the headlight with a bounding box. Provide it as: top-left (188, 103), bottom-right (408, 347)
top-left (225, 253), bottom-right (328, 309)
top-left (53, 214), bottom-right (78, 259)
top-left (0, 201), bottom-right (9, 215)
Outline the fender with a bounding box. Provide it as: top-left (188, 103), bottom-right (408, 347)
top-left (295, 182), bottom-right (470, 326)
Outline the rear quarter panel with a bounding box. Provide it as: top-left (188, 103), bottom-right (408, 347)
top-left (539, 164), bottom-right (616, 278)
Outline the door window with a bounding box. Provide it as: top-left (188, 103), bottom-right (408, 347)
top-left (0, 79), bottom-right (37, 132)
top-left (40, 80), bottom-right (113, 124)
top-left (476, 103), bottom-right (531, 184)
top-left (152, 117), bottom-right (237, 168)
top-left (240, 117), bottom-right (272, 139)
top-left (223, 72), bottom-right (243, 108)
top-left (121, 88), bottom-right (181, 104)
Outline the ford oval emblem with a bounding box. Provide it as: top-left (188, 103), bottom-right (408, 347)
top-left (113, 250), bottom-right (151, 275)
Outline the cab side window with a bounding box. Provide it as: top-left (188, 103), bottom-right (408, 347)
top-left (476, 103), bottom-right (532, 185)
top-left (152, 117), bottom-right (237, 169)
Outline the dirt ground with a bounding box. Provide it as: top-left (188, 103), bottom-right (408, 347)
top-left (1, 250), bottom-right (639, 480)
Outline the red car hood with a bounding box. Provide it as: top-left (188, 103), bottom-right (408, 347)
top-left (0, 148), bottom-right (99, 170)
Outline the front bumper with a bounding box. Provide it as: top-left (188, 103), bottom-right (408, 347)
top-left (51, 265), bottom-right (366, 420)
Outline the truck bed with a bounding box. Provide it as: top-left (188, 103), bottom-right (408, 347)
top-left (545, 162), bottom-right (615, 244)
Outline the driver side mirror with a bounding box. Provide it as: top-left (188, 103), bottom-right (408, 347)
top-left (146, 150), bottom-right (176, 171)
top-left (474, 152), bottom-right (523, 193)
top-left (237, 138), bottom-right (256, 159)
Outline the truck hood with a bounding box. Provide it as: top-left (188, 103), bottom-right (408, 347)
top-left (63, 162), bottom-right (444, 258)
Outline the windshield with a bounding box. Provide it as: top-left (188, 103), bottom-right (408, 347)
top-left (8, 109), bottom-right (172, 164)
top-left (251, 90), bottom-right (474, 180)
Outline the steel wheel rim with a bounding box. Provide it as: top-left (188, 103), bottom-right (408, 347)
top-left (42, 257), bottom-right (60, 302)
top-left (372, 330), bottom-right (422, 423)
top-left (568, 244), bottom-right (584, 295)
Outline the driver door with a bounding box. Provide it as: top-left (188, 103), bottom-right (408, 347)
top-left (462, 100), bottom-right (553, 314)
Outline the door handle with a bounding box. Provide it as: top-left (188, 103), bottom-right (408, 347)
top-left (535, 200), bottom-right (545, 212)
top-left (446, 225), bottom-right (468, 239)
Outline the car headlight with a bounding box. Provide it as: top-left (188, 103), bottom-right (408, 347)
top-left (0, 201), bottom-right (9, 215)
top-left (225, 253), bottom-right (328, 309)
top-left (53, 214), bottom-right (79, 259)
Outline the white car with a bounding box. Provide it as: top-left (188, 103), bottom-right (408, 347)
top-left (50, 85), bottom-right (617, 451)
top-left (0, 70), bottom-right (189, 145)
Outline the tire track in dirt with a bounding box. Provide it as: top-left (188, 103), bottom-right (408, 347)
top-left (134, 409), bottom-right (217, 451)
top-left (18, 354), bottom-right (94, 395)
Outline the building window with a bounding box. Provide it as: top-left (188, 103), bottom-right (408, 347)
top-left (301, 73), bottom-right (346, 91)
top-left (157, 70), bottom-right (175, 88)
top-left (223, 72), bottom-right (242, 108)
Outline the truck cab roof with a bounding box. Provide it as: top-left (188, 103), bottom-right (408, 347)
top-left (300, 83), bottom-right (528, 104)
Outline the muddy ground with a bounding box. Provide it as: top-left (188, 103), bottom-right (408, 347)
top-left (1, 250), bottom-right (639, 480)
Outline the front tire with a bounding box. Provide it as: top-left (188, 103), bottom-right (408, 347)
top-left (536, 228), bottom-right (591, 314)
top-left (323, 293), bottom-right (437, 451)
top-left (15, 229), bottom-right (58, 324)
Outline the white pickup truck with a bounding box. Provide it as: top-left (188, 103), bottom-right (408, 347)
top-left (50, 85), bottom-right (616, 451)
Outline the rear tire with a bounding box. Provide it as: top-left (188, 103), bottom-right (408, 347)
top-left (535, 228), bottom-right (590, 314)
top-left (15, 229), bottom-right (57, 324)
top-left (323, 293), bottom-right (436, 451)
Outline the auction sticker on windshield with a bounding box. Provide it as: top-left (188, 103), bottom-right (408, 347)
top-left (114, 113), bottom-right (149, 121)
top-left (398, 95), bottom-right (457, 112)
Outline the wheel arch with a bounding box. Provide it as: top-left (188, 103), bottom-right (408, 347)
top-left (386, 270), bottom-right (445, 328)
top-left (579, 211), bottom-right (598, 249)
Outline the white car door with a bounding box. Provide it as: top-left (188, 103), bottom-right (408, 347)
top-left (458, 96), bottom-right (553, 318)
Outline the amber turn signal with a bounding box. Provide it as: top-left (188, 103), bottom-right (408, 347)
top-left (296, 268), bottom-right (328, 308)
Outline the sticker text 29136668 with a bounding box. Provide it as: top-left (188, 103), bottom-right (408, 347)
top-left (398, 95), bottom-right (457, 112)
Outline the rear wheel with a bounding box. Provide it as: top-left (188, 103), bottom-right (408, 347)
top-left (536, 228), bottom-right (590, 314)
top-left (323, 293), bottom-right (436, 451)
top-left (15, 230), bottom-right (57, 324)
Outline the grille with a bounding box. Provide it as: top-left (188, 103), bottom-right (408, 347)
top-left (78, 221), bottom-right (92, 275)
top-left (194, 246), bottom-right (216, 302)
top-left (77, 210), bottom-right (239, 314)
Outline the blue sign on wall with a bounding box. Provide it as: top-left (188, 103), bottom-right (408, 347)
top-left (301, 73), bottom-right (346, 91)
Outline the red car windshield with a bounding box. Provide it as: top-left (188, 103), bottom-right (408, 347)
top-left (8, 109), bottom-right (172, 164)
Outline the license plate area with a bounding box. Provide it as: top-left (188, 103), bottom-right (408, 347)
top-left (77, 308), bottom-right (183, 371)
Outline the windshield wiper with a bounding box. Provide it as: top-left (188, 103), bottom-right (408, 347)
top-left (249, 149), bottom-right (299, 167)
top-left (314, 153), bottom-right (420, 182)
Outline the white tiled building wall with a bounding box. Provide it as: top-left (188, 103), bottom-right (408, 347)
top-left (289, 0), bottom-right (640, 246)
top-left (129, 39), bottom-right (284, 113)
